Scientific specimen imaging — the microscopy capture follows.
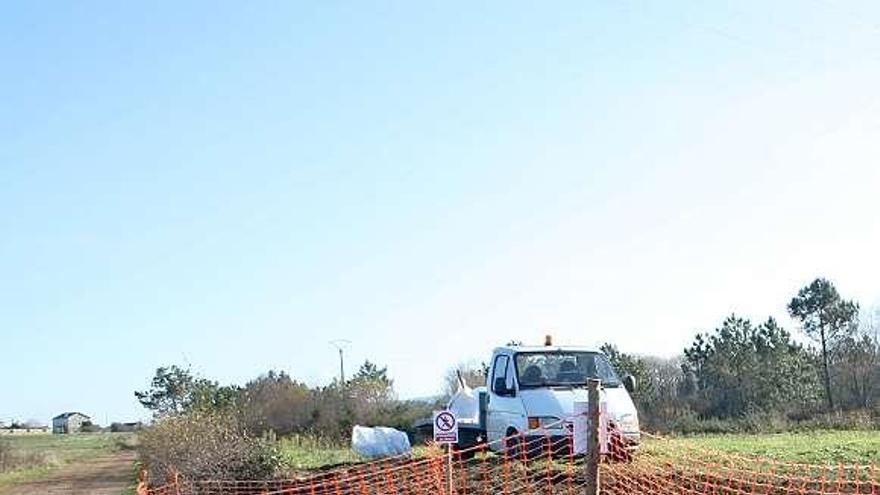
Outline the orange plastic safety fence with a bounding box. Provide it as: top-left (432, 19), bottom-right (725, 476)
top-left (142, 416), bottom-right (879, 495)
top-left (601, 430), bottom-right (880, 495)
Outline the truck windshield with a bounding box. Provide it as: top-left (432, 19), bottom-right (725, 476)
top-left (514, 351), bottom-right (622, 388)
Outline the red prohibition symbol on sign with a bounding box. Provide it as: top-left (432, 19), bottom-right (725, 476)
top-left (435, 411), bottom-right (455, 432)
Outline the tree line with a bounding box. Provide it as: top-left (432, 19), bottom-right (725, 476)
top-left (602, 277), bottom-right (879, 432)
top-left (137, 276), bottom-right (876, 443)
top-left (135, 276), bottom-right (875, 482)
top-left (135, 360), bottom-right (431, 440)
top-left (445, 278), bottom-right (878, 432)
top-left (135, 361), bottom-right (433, 482)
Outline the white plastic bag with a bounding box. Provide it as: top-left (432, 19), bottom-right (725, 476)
top-left (447, 383), bottom-right (480, 424)
top-left (351, 425), bottom-right (412, 459)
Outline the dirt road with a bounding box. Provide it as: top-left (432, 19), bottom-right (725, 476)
top-left (0, 450), bottom-right (137, 495)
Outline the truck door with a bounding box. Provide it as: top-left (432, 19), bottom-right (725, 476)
top-left (486, 353), bottom-right (524, 445)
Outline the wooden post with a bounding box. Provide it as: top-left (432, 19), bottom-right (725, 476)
top-left (447, 444), bottom-right (454, 495)
top-left (585, 378), bottom-right (601, 495)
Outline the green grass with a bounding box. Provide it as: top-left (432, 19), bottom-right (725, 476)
top-left (0, 433), bottom-right (135, 487)
top-left (277, 435), bottom-right (363, 472)
top-left (276, 431), bottom-right (880, 474)
top-left (645, 430), bottom-right (880, 464)
top-left (276, 434), bottom-right (435, 473)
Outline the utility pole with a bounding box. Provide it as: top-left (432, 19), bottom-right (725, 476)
top-left (329, 339), bottom-right (351, 386)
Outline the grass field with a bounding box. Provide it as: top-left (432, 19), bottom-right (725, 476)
top-left (276, 430), bottom-right (880, 473)
top-left (277, 435), bottom-right (435, 473)
top-left (278, 435), bottom-right (362, 471)
top-left (0, 433), bottom-right (135, 487)
top-left (643, 430), bottom-right (880, 464)
top-left (4, 429), bottom-right (878, 492)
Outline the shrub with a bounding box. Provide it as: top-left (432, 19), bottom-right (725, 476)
top-left (138, 410), bottom-right (281, 483)
top-left (238, 371), bottom-right (315, 437)
top-left (79, 421), bottom-right (104, 433)
top-left (792, 410), bottom-right (880, 431)
top-left (110, 422), bottom-right (144, 433)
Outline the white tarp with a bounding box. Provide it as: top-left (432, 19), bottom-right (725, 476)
top-left (446, 369), bottom-right (482, 424)
top-left (447, 383), bottom-right (480, 424)
top-left (351, 425), bottom-right (412, 459)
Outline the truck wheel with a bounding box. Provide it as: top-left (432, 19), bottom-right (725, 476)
top-left (504, 430), bottom-right (524, 460)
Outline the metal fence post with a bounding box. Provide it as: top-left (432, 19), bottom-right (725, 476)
top-left (586, 378), bottom-right (601, 495)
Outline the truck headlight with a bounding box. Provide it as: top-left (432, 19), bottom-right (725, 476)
top-left (528, 416), bottom-right (563, 430)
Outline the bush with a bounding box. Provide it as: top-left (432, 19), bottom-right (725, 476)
top-left (110, 422), bottom-right (144, 433)
top-left (650, 407), bottom-right (880, 435)
top-left (238, 372), bottom-right (316, 437)
top-left (79, 421), bottom-right (104, 433)
top-left (138, 410), bottom-right (281, 483)
top-left (791, 410), bottom-right (880, 431)
top-left (656, 409), bottom-right (787, 435)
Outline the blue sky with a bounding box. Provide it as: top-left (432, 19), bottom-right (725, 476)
top-left (2, 1), bottom-right (879, 424)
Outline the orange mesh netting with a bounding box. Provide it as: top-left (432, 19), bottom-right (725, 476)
top-left (139, 416), bottom-right (879, 495)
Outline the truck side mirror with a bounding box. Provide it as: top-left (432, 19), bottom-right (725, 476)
top-left (493, 377), bottom-right (515, 397)
top-left (623, 374), bottom-right (637, 393)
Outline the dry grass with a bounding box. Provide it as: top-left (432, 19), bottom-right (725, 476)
top-left (0, 438), bottom-right (53, 473)
top-left (0, 433), bottom-right (133, 488)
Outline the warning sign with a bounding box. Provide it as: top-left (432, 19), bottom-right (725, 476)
top-left (432, 410), bottom-right (458, 444)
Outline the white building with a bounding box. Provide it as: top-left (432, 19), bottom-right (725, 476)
top-left (52, 412), bottom-right (90, 434)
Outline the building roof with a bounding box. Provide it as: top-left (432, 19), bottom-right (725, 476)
top-left (52, 412), bottom-right (90, 420)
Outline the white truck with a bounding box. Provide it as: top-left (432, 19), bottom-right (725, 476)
top-left (426, 339), bottom-right (640, 457)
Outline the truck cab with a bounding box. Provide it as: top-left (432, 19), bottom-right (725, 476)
top-left (484, 344), bottom-right (640, 453)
